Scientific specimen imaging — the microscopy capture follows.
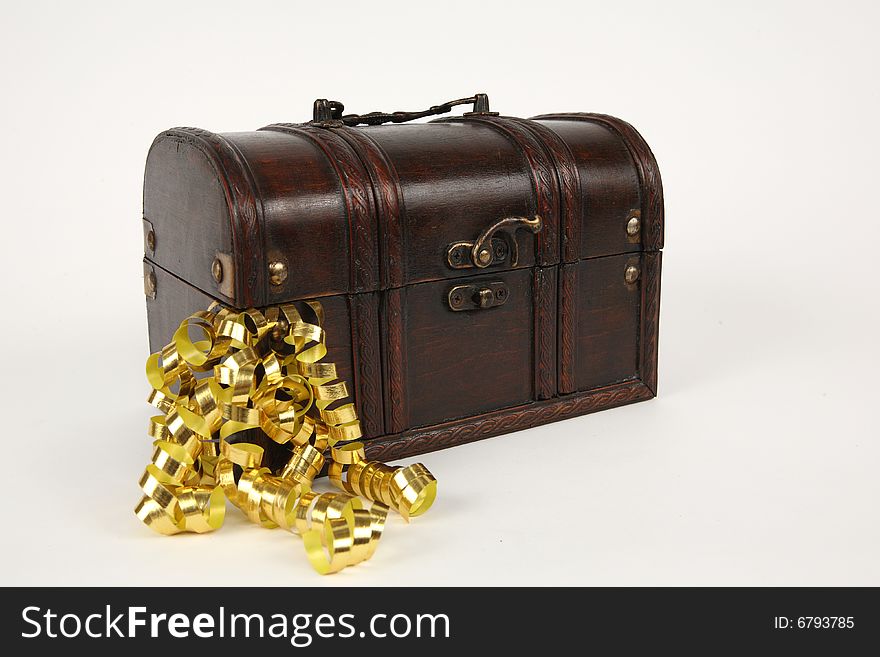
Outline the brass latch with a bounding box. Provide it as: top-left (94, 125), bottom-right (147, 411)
top-left (447, 215), bottom-right (543, 269)
top-left (447, 281), bottom-right (509, 311)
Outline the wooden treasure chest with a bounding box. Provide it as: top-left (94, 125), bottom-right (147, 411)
top-left (142, 94), bottom-right (663, 462)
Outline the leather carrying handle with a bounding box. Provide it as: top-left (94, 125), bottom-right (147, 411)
top-left (312, 94), bottom-right (495, 126)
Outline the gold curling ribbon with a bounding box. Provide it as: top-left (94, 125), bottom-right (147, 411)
top-left (135, 300), bottom-right (437, 574)
top-left (177, 486), bottom-right (226, 533)
top-left (302, 501), bottom-right (389, 574)
top-left (220, 440), bottom-right (264, 468)
top-left (328, 442), bottom-right (437, 522)
top-left (239, 467), bottom-right (277, 528)
top-left (280, 443), bottom-right (325, 486)
top-left (256, 475), bottom-right (307, 530)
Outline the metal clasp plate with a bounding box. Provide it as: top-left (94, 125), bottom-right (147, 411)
top-left (447, 281), bottom-right (509, 311)
top-left (446, 215), bottom-right (543, 269)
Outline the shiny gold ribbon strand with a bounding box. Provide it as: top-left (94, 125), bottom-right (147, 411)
top-left (134, 301), bottom-right (437, 574)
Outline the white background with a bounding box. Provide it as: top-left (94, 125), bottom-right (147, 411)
top-left (1, 0), bottom-right (878, 586)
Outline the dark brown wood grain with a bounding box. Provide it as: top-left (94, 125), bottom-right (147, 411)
top-left (333, 126), bottom-right (407, 289)
top-left (441, 116), bottom-right (560, 267)
top-left (517, 119), bottom-right (584, 263)
top-left (359, 122), bottom-right (540, 285)
top-left (570, 252), bottom-right (642, 391)
top-left (533, 266), bottom-right (557, 400)
top-left (532, 113), bottom-right (665, 253)
top-left (144, 246), bottom-right (663, 461)
top-left (558, 263), bottom-right (578, 394)
top-left (400, 269), bottom-right (534, 429)
top-left (365, 379), bottom-right (654, 462)
top-left (145, 128), bottom-right (266, 307)
top-left (640, 251), bottom-right (662, 393)
top-left (262, 124), bottom-right (380, 293)
top-left (347, 292), bottom-right (384, 438)
top-left (529, 118), bottom-right (641, 261)
top-left (381, 287), bottom-right (408, 433)
top-left (143, 105), bottom-right (663, 460)
top-left (145, 261), bottom-right (219, 353)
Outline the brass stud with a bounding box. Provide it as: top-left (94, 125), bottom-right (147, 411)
top-left (146, 229), bottom-right (156, 252)
top-left (624, 264), bottom-right (640, 285)
top-left (211, 258), bottom-right (223, 284)
top-left (477, 248), bottom-right (492, 266)
top-left (269, 261), bottom-right (288, 286)
top-left (626, 215), bottom-right (641, 237)
top-left (144, 270), bottom-right (157, 299)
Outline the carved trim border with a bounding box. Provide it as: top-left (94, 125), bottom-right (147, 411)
top-left (382, 287), bottom-right (408, 433)
top-left (347, 292), bottom-right (384, 438)
top-left (438, 116), bottom-right (560, 266)
top-left (531, 113), bottom-right (664, 252)
top-left (160, 128), bottom-right (266, 307)
top-left (516, 120), bottom-right (583, 263)
top-left (333, 127), bottom-right (406, 289)
top-left (442, 116), bottom-right (561, 405)
top-left (262, 124), bottom-right (380, 292)
top-left (558, 263), bottom-right (578, 394)
top-left (364, 379), bottom-right (654, 462)
top-left (515, 119), bottom-right (584, 396)
top-left (640, 251), bottom-right (662, 393)
top-left (333, 127), bottom-right (409, 436)
top-left (533, 267), bottom-right (557, 400)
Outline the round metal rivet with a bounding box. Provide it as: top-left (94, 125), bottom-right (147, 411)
top-left (477, 248), bottom-right (492, 265)
top-left (624, 264), bottom-right (640, 284)
top-left (268, 261), bottom-right (288, 286)
top-left (211, 258), bottom-right (223, 284)
top-left (145, 271), bottom-right (157, 297)
top-left (146, 229), bottom-right (156, 252)
top-left (626, 216), bottom-right (641, 237)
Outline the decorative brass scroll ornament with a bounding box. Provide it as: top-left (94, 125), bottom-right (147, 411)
top-left (135, 301), bottom-right (436, 574)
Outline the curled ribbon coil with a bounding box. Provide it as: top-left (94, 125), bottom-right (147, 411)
top-left (328, 442), bottom-right (437, 521)
top-left (135, 301), bottom-right (436, 574)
